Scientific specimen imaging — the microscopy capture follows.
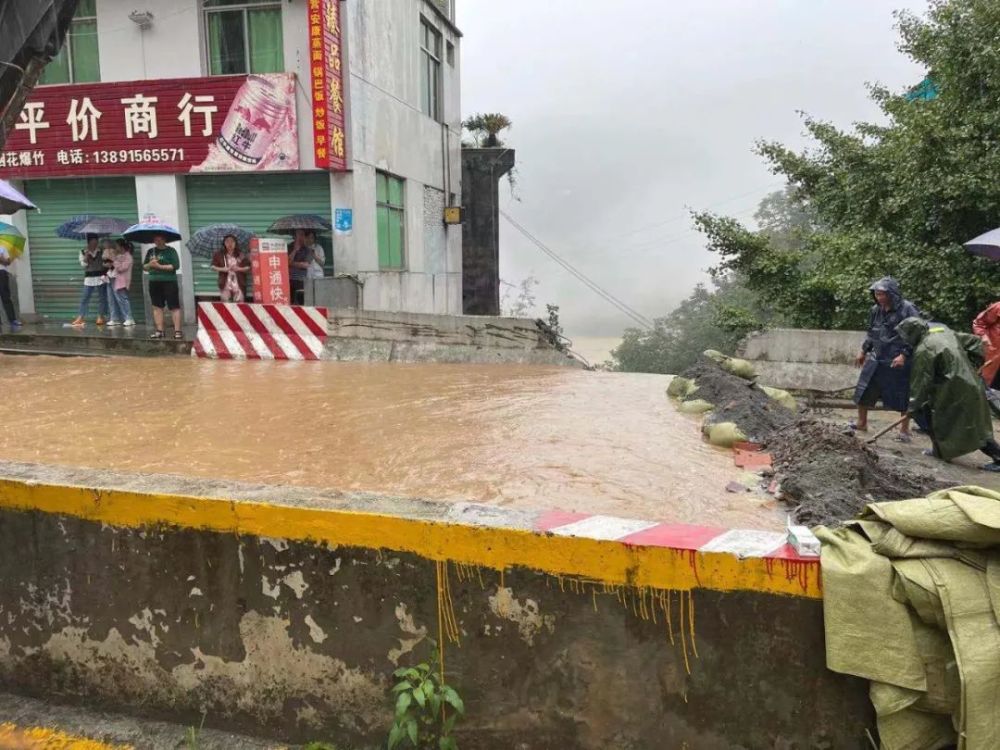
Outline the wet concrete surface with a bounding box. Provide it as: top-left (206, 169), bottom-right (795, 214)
top-left (0, 356), bottom-right (783, 529)
top-left (0, 692), bottom-right (288, 749)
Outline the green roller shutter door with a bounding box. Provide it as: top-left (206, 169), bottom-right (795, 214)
top-left (24, 177), bottom-right (144, 323)
top-left (185, 172), bottom-right (333, 299)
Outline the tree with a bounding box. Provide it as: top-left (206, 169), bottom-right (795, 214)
top-left (500, 276), bottom-right (538, 317)
top-left (463, 113), bottom-right (512, 147)
top-left (695, 0), bottom-right (1000, 330)
top-left (608, 275), bottom-right (770, 374)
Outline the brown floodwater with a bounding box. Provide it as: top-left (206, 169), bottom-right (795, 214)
top-left (0, 356), bottom-right (783, 529)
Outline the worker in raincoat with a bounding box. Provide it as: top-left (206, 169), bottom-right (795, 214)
top-left (897, 317), bottom-right (1000, 471)
top-left (852, 277), bottom-right (921, 441)
top-left (972, 300), bottom-right (1000, 387)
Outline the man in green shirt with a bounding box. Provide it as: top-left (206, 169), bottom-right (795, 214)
top-left (143, 234), bottom-right (182, 339)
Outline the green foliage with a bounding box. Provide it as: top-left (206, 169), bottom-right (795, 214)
top-left (608, 275), bottom-right (771, 374)
top-left (462, 113), bottom-right (513, 147)
top-left (697, 0), bottom-right (1000, 330)
top-left (387, 654), bottom-right (465, 750)
top-left (303, 744), bottom-right (339, 750)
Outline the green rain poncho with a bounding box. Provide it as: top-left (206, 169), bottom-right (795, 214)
top-left (897, 317), bottom-right (993, 461)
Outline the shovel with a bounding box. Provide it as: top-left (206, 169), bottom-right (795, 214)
top-left (865, 415), bottom-right (909, 445)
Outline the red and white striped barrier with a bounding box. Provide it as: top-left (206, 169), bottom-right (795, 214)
top-left (192, 302), bottom-right (329, 360)
top-left (534, 511), bottom-right (820, 593)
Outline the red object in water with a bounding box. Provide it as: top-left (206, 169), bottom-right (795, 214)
top-left (733, 441), bottom-right (763, 452)
top-left (734, 450), bottom-right (773, 469)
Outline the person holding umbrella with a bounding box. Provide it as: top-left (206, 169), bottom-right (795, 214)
top-left (143, 234), bottom-right (182, 338)
top-left (70, 234), bottom-right (110, 327)
top-left (106, 239), bottom-right (136, 327)
top-left (268, 215), bottom-right (332, 306)
top-left (288, 229), bottom-right (312, 305)
top-left (210, 234), bottom-right (250, 303)
top-left (125, 218), bottom-right (184, 339)
top-left (0, 222), bottom-right (26, 329)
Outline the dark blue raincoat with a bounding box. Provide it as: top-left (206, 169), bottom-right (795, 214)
top-left (853, 277), bottom-right (921, 412)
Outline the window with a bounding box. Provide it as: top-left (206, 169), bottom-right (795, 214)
top-left (376, 172), bottom-right (405, 270)
top-left (204, 0), bottom-right (284, 76)
top-left (40, 0), bottom-right (100, 85)
top-left (420, 19), bottom-right (442, 121)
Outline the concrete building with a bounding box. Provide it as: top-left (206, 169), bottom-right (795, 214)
top-left (0, 0), bottom-right (463, 323)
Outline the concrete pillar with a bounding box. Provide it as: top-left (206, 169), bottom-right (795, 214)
top-left (133, 175), bottom-right (194, 324)
top-left (330, 171), bottom-right (356, 276)
top-left (461, 147), bottom-right (515, 316)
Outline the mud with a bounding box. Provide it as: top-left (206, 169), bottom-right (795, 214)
top-left (677, 359), bottom-right (953, 526)
top-left (678, 360), bottom-right (795, 442)
top-left (767, 419), bottom-right (949, 526)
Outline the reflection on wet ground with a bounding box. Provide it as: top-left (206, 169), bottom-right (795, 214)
top-left (0, 356), bottom-right (783, 529)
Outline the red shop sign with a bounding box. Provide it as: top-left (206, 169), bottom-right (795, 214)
top-left (0, 73), bottom-right (300, 179)
top-left (309, 0), bottom-right (348, 171)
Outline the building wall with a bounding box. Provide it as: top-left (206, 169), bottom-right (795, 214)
top-left (343, 0), bottom-right (463, 314)
top-left (7, 0), bottom-right (463, 319)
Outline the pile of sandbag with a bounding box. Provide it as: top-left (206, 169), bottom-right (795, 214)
top-left (667, 352), bottom-right (797, 447)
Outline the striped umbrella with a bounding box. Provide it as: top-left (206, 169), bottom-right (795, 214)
top-left (0, 222), bottom-right (26, 260)
top-left (187, 223), bottom-right (256, 259)
top-left (55, 214), bottom-right (99, 241)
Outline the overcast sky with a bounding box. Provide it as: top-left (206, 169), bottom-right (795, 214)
top-left (458, 0), bottom-right (927, 338)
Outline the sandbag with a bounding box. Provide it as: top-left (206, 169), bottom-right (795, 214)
top-left (703, 421), bottom-right (747, 448)
top-left (678, 399), bottom-right (714, 415)
top-left (722, 357), bottom-right (757, 381)
top-left (667, 376), bottom-right (696, 399)
top-left (702, 349), bottom-right (757, 381)
top-left (760, 385), bottom-right (798, 412)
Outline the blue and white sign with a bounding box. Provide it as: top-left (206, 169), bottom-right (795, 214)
top-left (334, 208), bottom-right (353, 235)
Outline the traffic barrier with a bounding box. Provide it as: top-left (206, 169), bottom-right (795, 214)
top-left (192, 301), bottom-right (328, 360)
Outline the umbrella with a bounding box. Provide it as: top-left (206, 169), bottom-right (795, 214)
top-left (55, 214), bottom-right (99, 240)
top-left (187, 223), bottom-right (256, 259)
top-left (75, 216), bottom-right (133, 237)
top-left (123, 220), bottom-right (182, 244)
top-left (0, 222), bottom-right (26, 260)
top-left (267, 214), bottom-right (332, 235)
top-left (964, 228), bottom-right (1000, 261)
top-left (0, 180), bottom-right (36, 215)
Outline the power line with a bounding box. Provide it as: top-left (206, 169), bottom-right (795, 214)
top-left (501, 210), bottom-right (654, 330)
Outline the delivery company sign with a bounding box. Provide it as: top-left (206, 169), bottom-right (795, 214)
top-left (0, 73), bottom-right (299, 178)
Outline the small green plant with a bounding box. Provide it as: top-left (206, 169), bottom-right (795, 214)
top-left (303, 743), bottom-right (338, 750)
top-left (184, 713), bottom-right (206, 750)
top-left (388, 652), bottom-right (465, 750)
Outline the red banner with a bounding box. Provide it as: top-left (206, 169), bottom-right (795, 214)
top-left (250, 237), bottom-right (291, 305)
top-left (0, 74), bottom-right (299, 179)
top-left (309, 0), bottom-right (348, 170)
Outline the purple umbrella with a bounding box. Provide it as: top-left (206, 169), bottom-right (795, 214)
top-left (0, 180), bottom-right (36, 215)
top-left (964, 228), bottom-right (1000, 261)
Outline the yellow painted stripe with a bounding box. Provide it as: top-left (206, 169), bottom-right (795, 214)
top-left (0, 477), bottom-right (821, 599)
top-left (0, 723), bottom-right (131, 750)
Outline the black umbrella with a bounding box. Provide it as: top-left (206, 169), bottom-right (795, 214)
top-left (964, 227), bottom-right (1000, 261)
top-left (267, 214), bottom-right (332, 235)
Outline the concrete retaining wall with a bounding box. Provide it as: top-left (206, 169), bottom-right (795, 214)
top-left (738, 328), bottom-right (865, 393)
top-left (0, 463), bottom-right (872, 748)
top-left (325, 308), bottom-right (583, 366)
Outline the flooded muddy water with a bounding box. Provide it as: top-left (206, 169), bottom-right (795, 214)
top-left (0, 356), bottom-right (783, 529)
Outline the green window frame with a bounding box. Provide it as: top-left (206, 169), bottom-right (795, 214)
top-left (39, 0), bottom-right (100, 85)
top-left (204, 0), bottom-right (285, 76)
top-left (376, 172), bottom-right (405, 270)
top-left (420, 18), bottom-right (442, 121)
